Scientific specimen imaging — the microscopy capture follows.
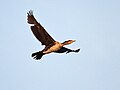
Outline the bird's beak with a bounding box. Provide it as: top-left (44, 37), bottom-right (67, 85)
top-left (73, 40), bottom-right (76, 42)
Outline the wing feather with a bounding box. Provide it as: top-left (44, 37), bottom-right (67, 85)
top-left (27, 10), bottom-right (55, 46)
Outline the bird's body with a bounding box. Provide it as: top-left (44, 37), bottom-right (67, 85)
top-left (27, 10), bottom-right (80, 60)
top-left (42, 42), bottom-right (63, 54)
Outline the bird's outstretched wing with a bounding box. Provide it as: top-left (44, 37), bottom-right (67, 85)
top-left (56, 47), bottom-right (80, 54)
top-left (27, 10), bottom-right (55, 46)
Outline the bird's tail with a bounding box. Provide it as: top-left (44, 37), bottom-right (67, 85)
top-left (32, 51), bottom-right (44, 60)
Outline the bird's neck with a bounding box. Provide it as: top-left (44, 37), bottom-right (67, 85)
top-left (62, 41), bottom-right (70, 46)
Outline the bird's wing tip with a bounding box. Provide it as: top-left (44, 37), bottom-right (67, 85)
top-left (27, 10), bottom-right (33, 16)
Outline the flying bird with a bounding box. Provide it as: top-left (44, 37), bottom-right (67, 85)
top-left (27, 10), bottom-right (80, 60)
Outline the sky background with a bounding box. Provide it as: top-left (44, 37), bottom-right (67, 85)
top-left (0, 0), bottom-right (120, 90)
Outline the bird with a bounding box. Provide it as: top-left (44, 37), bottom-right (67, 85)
top-left (27, 10), bottom-right (80, 60)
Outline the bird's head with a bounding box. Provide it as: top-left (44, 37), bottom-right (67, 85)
top-left (62, 40), bottom-right (76, 45)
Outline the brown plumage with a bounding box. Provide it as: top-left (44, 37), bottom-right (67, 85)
top-left (27, 10), bottom-right (80, 60)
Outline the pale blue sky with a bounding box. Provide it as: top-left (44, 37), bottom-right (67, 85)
top-left (0, 0), bottom-right (120, 90)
